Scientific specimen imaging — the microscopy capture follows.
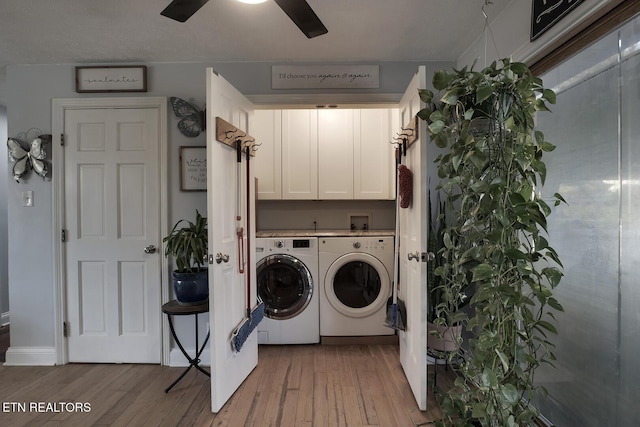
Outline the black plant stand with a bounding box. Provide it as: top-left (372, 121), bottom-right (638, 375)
top-left (162, 299), bottom-right (210, 393)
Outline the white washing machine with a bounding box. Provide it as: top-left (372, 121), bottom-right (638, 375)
top-left (319, 236), bottom-right (395, 336)
top-left (255, 237), bottom-right (319, 344)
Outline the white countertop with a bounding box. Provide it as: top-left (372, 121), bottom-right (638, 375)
top-left (255, 229), bottom-right (395, 238)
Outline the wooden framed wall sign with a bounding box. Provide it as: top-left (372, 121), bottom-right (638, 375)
top-left (180, 146), bottom-right (207, 191)
top-left (531, 0), bottom-right (585, 41)
top-left (75, 65), bottom-right (148, 93)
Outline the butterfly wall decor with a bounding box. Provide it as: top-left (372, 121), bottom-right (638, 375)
top-left (169, 96), bottom-right (206, 138)
top-left (7, 132), bottom-right (51, 183)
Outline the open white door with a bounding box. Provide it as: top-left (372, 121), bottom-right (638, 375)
top-left (206, 68), bottom-right (257, 412)
top-left (397, 66), bottom-right (429, 410)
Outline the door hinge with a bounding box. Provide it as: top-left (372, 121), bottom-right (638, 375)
top-left (63, 321), bottom-right (69, 337)
top-left (60, 133), bottom-right (65, 146)
top-left (61, 229), bottom-right (66, 242)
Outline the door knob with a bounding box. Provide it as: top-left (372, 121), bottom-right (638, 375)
top-left (215, 253), bottom-right (230, 264)
top-left (144, 245), bottom-right (157, 254)
top-left (407, 251), bottom-right (420, 262)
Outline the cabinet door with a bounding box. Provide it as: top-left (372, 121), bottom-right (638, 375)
top-left (252, 110), bottom-right (282, 200)
top-left (318, 109), bottom-right (354, 199)
top-left (282, 110), bottom-right (318, 199)
top-left (354, 109), bottom-right (396, 199)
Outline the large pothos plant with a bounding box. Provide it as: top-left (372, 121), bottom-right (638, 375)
top-left (417, 58), bottom-right (566, 426)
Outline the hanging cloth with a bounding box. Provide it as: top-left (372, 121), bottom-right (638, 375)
top-left (398, 164), bottom-right (413, 209)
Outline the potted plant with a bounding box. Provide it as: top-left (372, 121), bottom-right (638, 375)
top-left (427, 189), bottom-right (464, 354)
top-left (418, 59), bottom-right (566, 426)
top-left (163, 210), bottom-right (209, 305)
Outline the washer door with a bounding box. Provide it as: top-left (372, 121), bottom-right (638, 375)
top-left (257, 254), bottom-right (313, 320)
top-left (324, 252), bottom-right (390, 318)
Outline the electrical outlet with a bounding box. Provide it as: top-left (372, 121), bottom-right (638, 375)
top-left (22, 191), bottom-right (33, 207)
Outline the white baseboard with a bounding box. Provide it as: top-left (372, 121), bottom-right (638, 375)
top-left (168, 348), bottom-right (210, 368)
top-left (3, 347), bottom-right (57, 366)
top-left (1, 312), bottom-right (9, 326)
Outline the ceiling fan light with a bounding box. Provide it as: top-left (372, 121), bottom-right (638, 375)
top-left (237, 0), bottom-right (268, 4)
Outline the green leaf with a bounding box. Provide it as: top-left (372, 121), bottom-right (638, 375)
top-left (416, 107), bottom-right (432, 121)
top-left (534, 235), bottom-right (549, 251)
top-left (432, 70), bottom-right (450, 90)
top-left (441, 87), bottom-right (465, 105)
top-left (541, 141), bottom-right (556, 152)
top-left (548, 297), bottom-right (564, 312)
top-left (428, 120), bottom-right (445, 135)
top-left (509, 61), bottom-right (529, 76)
top-left (418, 88), bottom-right (434, 104)
top-left (535, 98), bottom-right (550, 112)
top-left (543, 88), bottom-right (557, 104)
top-left (554, 192), bottom-right (568, 205)
top-left (472, 264), bottom-right (495, 281)
top-left (476, 85), bottom-right (494, 104)
top-left (495, 349), bottom-right (509, 372)
top-left (500, 384), bottom-right (520, 406)
top-left (536, 320), bottom-right (558, 335)
top-left (542, 267), bottom-right (563, 287)
top-left (464, 108), bottom-right (475, 120)
top-left (481, 368), bottom-right (498, 387)
top-left (505, 248), bottom-right (529, 260)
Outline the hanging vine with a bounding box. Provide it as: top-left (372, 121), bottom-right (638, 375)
top-left (418, 58), bottom-right (566, 426)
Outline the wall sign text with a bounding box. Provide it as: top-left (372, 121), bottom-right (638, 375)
top-left (272, 65), bottom-right (379, 89)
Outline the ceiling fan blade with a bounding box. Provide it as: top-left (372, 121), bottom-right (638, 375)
top-left (273, 0), bottom-right (328, 38)
top-left (161, 0), bottom-right (210, 22)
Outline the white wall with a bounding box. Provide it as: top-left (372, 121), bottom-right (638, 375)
top-left (5, 0), bottom-right (624, 363)
top-left (5, 63), bottom-right (209, 361)
top-left (458, 0), bottom-right (622, 69)
top-left (257, 200), bottom-right (396, 231)
top-left (3, 60), bottom-right (434, 363)
top-left (0, 104), bottom-right (7, 324)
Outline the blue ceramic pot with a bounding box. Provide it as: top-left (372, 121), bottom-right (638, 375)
top-left (172, 269), bottom-right (208, 305)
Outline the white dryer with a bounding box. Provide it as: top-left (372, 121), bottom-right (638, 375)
top-left (255, 237), bottom-right (319, 344)
top-left (319, 236), bottom-right (394, 336)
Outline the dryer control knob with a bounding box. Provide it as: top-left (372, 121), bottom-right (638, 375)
top-left (275, 240), bottom-right (285, 249)
top-left (353, 241), bottom-right (361, 249)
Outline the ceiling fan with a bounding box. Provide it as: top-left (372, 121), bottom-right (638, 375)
top-left (161, 0), bottom-right (328, 38)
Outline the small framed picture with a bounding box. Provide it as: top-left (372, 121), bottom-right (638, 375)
top-left (180, 146), bottom-right (207, 191)
top-left (75, 65), bottom-right (147, 93)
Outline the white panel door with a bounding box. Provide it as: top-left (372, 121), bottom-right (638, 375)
top-left (398, 67), bottom-right (429, 410)
top-left (65, 107), bottom-right (161, 363)
top-left (206, 68), bottom-right (257, 413)
top-left (318, 109), bottom-right (354, 199)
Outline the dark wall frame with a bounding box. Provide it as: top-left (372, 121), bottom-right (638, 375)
top-left (529, 0), bottom-right (640, 76)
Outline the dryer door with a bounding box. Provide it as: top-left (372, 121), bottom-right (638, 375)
top-left (324, 252), bottom-right (390, 318)
top-left (257, 254), bottom-right (313, 320)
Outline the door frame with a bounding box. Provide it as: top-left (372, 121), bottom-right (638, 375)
top-left (51, 97), bottom-right (169, 365)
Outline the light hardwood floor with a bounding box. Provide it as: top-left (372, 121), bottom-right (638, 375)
top-left (0, 344), bottom-right (447, 426)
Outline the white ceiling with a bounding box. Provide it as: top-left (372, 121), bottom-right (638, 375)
top-left (0, 0), bottom-right (510, 102)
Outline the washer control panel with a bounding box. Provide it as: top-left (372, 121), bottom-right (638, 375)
top-left (320, 237), bottom-right (392, 253)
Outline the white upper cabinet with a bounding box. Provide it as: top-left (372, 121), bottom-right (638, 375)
top-left (253, 108), bottom-right (395, 200)
top-left (252, 110), bottom-right (282, 200)
top-left (281, 110), bottom-right (318, 199)
top-left (354, 108), bottom-right (397, 200)
top-left (318, 109), bottom-right (355, 199)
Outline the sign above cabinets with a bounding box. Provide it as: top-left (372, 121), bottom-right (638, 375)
top-left (272, 65), bottom-right (380, 89)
